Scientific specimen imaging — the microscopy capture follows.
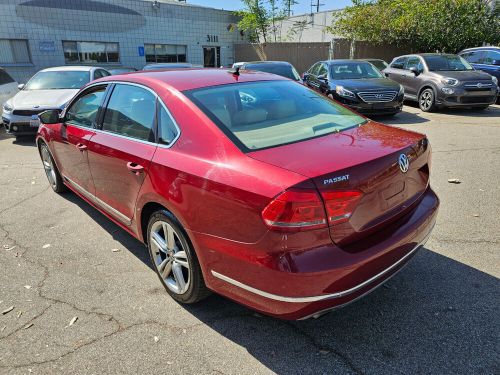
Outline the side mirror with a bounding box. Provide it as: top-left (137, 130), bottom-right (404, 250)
top-left (318, 73), bottom-right (328, 81)
top-left (39, 109), bottom-right (61, 125)
top-left (18, 84), bottom-right (25, 90)
top-left (409, 67), bottom-right (421, 76)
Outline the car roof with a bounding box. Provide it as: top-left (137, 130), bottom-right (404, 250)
top-left (324, 59), bottom-right (373, 64)
top-left (96, 68), bottom-right (288, 92)
top-left (244, 61), bottom-right (291, 65)
top-left (460, 46), bottom-right (500, 52)
top-left (40, 66), bottom-right (99, 72)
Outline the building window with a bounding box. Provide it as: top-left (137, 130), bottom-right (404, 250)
top-left (0, 39), bottom-right (31, 64)
top-left (62, 41), bottom-right (119, 64)
top-left (145, 44), bottom-right (187, 63)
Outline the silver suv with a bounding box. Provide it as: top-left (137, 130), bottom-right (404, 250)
top-left (384, 53), bottom-right (498, 112)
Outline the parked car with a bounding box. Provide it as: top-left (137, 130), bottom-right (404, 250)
top-left (238, 61), bottom-right (302, 82)
top-left (0, 68), bottom-right (18, 121)
top-left (2, 66), bottom-right (110, 138)
top-left (108, 67), bottom-right (138, 75)
top-left (231, 62), bottom-right (245, 69)
top-left (459, 46), bottom-right (500, 102)
top-left (384, 53), bottom-right (498, 112)
top-left (459, 46), bottom-right (500, 82)
top-left (36, 69), bottom-right (438, 320)
top-left (303, 60), bottom-right (404, 116)
top-left (357, 58), bottom-right (389, 72)
top-left (142, 63), bottom-right (201, 70)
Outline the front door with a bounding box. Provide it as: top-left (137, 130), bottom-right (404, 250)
top-left (203, 46), bottom-right (220, 67)
top-left (52, 84), bottom-right (108, 195)
top-left (87, 83), bottom-right (157, 225)
top-left (403, 56), bottom-right (424, 97)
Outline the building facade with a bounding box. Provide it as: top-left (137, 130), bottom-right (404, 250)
top-left (0, 0), bottom-right (244, 83)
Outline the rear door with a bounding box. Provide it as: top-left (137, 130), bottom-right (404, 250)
top-left (52, 84), bottom-right (108, 195)
top-left (87, 83), bottom-right (157, 226)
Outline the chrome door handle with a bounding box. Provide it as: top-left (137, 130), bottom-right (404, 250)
top-left (76, 143), bottom-right (87, 151)
top-left (127, 162), bottom-right (144, 175)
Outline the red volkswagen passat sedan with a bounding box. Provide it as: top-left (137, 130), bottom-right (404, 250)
top-left (36, 69), bottom-right (439, 320)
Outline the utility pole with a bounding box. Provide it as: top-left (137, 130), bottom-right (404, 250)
top-left (310, 0), bottom-right (324, 13)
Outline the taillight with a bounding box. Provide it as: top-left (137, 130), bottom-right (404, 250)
top-left (321, 190), bottom-right (362, 225)
top-left (262, 189), bottom-right (327, 231)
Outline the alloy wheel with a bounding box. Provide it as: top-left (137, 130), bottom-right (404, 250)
top-left (419, 90), bottom-right (433, 111)
top-left (150, 220), bottom-right (190, 295)
top-left (41, 145), bottom-right (57, 189)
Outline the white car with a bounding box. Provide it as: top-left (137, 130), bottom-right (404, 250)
top-left (2, 66), bottom-right (110, 138)
top-left (0, 68), bottom-right (19, 121)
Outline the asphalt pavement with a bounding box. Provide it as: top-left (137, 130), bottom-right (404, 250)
top-left (0, 103), bottom-right (499, 375)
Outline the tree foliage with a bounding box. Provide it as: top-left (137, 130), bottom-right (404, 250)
top-left (235, 0), bottom-right (298, 42)
top-left (328, 0), bottom-right (500, 52)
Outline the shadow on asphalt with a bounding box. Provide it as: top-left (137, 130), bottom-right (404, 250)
top-left (401, 100), bottom-right (500, 118)
top-left (52, 189), bottom-right (500, 374)
top-left (0, 129), bottom-right (37, 146)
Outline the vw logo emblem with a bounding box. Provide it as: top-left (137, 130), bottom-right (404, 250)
top-left (398, 154), bottom-right (409, 173)
top-left (476, 83), bottom-right (483, 88)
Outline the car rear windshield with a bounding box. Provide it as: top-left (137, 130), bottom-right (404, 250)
top-left (185, 80), bottom-right (366, 151)
top-left (245, 63), bottom-right (301, 81)
top-left (24, 71), bottom-right (90, 90)
top-left (366, 60), bottom-right (388, 71)
top-left (423, 55), bottom-right (473, 71)
top-left (330, 62), bottom-right (383, 79)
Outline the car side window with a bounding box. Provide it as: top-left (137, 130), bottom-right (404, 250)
top-left (310, 63), bottom-right (321, 76)
top-left (317, 64), bottom-right (328, 77)
top-left (158, 104), bottom-right (179, 146)
top-left (94, 69), bottom-right (110, 79)
top-left (102, 84), bottom-right (156, 142)
top-left (391, 57), bottom-right (408, 69)
top-left (65, 86), bottom-right (107, 128)
top-left (461, 51), bottom-right (485, 64)
top-left (483, 51), bottom-right (500, 64)
top-left (405, 57), bottom-right (423, 72)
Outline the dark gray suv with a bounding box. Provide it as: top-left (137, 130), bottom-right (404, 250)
top-left (384, 53), bottom-right (498, 112)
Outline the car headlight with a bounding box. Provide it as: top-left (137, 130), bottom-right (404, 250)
top-left (492, 76), bottom-right (498, 86)
top-left (441, 77), bottom-right (459, 86)
top-left (335, 86), bottom-right (356, 99)
top-left (2, 102), bottom-right (13, 112)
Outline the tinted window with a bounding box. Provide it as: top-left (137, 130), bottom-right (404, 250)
top-left (367, 60), bottom-right (388, 71)
top-left (158, 105), bottom-right (179, 145)
top-left (329, 62), bottom-right (382, 79)
top-left (483, 51), bottom-right (500, 64)
top-left (0, 70), bottom-right (15, 85)
top-left (310, 63), bottom-right (321, 75)
top-left (94, 69), bottom-right (110, 79)
top-left (391, 57), bottom-right (407, 69)
top-left (66, 86), bottom-right (107, 128)
top-left (405, 56), bottom-right (423, 71)
top-left (423, 55), bottom-right (473, 71)
top-left (102, 84), bottom-right (156, 142)
top-left (186, 80), bottom-right (366, 151)
top-left (244, 63), bottom-right (300, 81)
top-left (25, 71), bottom-right (90, 90)
top-left (460, 51), bottom-right (485, 64)
top-left (317, 64), bottom-right (328, 77)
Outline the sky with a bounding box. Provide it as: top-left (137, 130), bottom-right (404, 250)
top-left (185, 0), bottom-right (353, 14)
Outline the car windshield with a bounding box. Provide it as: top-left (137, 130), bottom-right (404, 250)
top-left (245, 63), bottom-right (301, 81)
top-left (423, 55), bottom-right (473, 71)
top-left (24, 71), bottom-right (89, 90)
top-left (185, 80), bottom-right (366, 151)
top-left (366, 60), bottom-right (388, 71)
top-left (330, 62), bottom-right (383, 79)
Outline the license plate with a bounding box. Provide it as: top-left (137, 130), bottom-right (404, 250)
top-left (30, 115), bottom-right (40, 128)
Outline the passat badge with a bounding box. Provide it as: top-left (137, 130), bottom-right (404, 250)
top-left (324, 174), bottom-right (349, 185)
top-left (398, 154), bottom-right (409, 173)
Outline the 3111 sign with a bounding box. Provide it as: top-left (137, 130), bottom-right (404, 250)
top-left (206, 35), bottom-right (219, 42)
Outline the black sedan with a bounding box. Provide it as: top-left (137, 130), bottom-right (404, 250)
top-left (303, 60), bottom-right (404, 116)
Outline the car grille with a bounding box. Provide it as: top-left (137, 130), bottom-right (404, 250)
top-left (464, 82), bottom-right (495, 91)
top-left (12, 109), bottom-right (44, 116)
top-left (460, 96), bottom-right (495, 104)
top-left (357, 91), bottom-right (398, 103)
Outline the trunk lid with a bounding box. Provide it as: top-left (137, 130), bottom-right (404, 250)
top-left (248, 121), bottom-right (430, 245)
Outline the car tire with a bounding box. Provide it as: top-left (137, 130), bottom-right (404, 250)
top-left (39, 143), bottom-right (67, 193)
top-left (147, 210), bottom-right (210, 304)
top-left (418, 88), bottom-right (436, 112)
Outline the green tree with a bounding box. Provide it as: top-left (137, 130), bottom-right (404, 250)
top-left (328, 0), bottom-right (500, 52)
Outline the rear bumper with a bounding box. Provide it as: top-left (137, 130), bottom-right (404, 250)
top-left (197, 187), bottom-right (439, 320)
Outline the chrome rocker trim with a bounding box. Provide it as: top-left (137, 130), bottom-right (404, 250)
top-left (211, 228), bottom-right (433, 304)
top-left (63, 175), bottom-right (132, 226)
